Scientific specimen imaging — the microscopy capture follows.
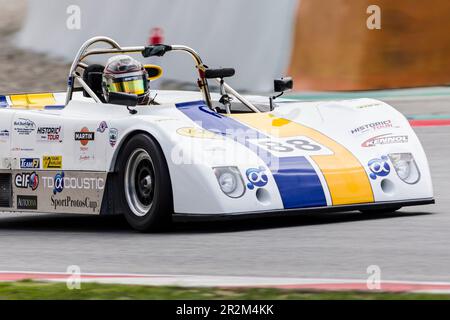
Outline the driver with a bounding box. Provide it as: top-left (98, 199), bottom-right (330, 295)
top-left (102, 55), bottom-right (153, 105)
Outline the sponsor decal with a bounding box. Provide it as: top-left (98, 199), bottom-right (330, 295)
top-left (43, 171), bottom-right (105, 195)
top-left (20, 158), bottom-right (40, 169)
top-left (11, 147), bottom-right (34, 152)
top-left (76, 127), bottom-right (95, 161)
top-left (12, 148), bottom-right (35, 152)
top-left (109, 128), bottom-right (118, 147)
top-left (36, 125), bottom-right (63, 142)
top-left (50, 196), bottom-right (98, 213)
top-left (1, 158), bottom-right (11, 169)
top-left (0, 129), bottom-right (9, 141)
top-left (97, 121), bottom-right (108, 133)
top-left (351, 120), bottom-right (394, 135)
top-left (43, 156), bottom-right (63, 169)
top-left (368, 156), bottom-right (390, 180)
top-left (13, 118), bottom-right (36, 135)
top-left (79, 155), bottom-right (94, 161)
top-left (75, 127), bottom-right (95, 146)
top-left (51, 172), bottom-right (65, 195)
top-left (355, 103), bottom-right (382, 109)
top-left (15, 172), bottom-right (39, 190)
top-left (176, 127), bottom-right (221, 139)
top-left (17, 195), bottom-right (38, 210)
top-left (153, 118), bottom-right (177, 122)
top-left (361, 134), bottom-right (408, 147)
top-left (12, 171), bottom-right (106, 215)
top-left (245, 167), bottom-right (268, 190)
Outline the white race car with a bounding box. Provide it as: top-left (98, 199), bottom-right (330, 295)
top-left (0, 37), bottom-right (434, 231)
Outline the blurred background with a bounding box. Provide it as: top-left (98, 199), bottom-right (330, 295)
top-left (1, 0), bottom-right (450, 291)
top-left (1, 0), bottom-right (450, 94)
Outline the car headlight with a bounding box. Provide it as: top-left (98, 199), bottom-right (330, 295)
top-left (219, 172), bottom-right (237, 194)
top-left (388, 153), bottom-right (420, 184)
top-left (213, 167), bottom-right (245, 198)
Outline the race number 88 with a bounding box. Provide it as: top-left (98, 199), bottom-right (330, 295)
top-left (258, 139), bottom-right (322, 152)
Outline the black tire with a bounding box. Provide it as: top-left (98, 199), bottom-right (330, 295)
top-left (116, 134), bottom-right (172, 232)
top-left (360, 207), bottom-right (401, 215)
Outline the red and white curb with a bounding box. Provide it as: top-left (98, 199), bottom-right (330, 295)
top-left (1, 271), bottom-right (450, 294)
top-left (409, 119), bottom-right (450, 127)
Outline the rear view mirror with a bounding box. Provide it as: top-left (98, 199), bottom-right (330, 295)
top-left (144, 64), bottom-right (163, 81)
top-left (205, 68), bottom-right (235, 79)
top-left (270, 77), bottom-right (294, 111)
top-left (274, 77), bottom-right (293, 93)
top-left (108, 92), bottom-right (138, 107)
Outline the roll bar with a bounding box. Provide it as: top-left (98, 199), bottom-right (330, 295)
top-left (65, 36), bottom-right (260, 113)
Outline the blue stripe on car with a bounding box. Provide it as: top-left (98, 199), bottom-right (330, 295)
top-left (44, 105), bottom-right (65, 110)
top-left (0, 96), bottom-right (8, 107)
top-left (176, 100), bottom-right (327, 208)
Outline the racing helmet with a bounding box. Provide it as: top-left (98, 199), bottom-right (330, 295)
top-left (102, 55), bottom-right (150, 105)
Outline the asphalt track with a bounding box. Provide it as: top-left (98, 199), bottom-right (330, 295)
top-left (0, 97), bottom-right (449, 283)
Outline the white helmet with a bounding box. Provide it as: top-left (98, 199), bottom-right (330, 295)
top-left (102, 55), bottom-right (150, 104)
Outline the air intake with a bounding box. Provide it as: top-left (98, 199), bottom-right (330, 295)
top-left (0, 174), bottom-right (12, 208)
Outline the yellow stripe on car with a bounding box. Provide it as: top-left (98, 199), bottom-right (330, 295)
top-left (230, 113), bottom-right (374, 205)
top-left (10, 93), bottom-right (56, 110)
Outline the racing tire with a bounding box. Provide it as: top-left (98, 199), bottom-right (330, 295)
top-left (360, 207), bottom-right (401, 215)
top-left (116, 134), bottom-right (173, 232)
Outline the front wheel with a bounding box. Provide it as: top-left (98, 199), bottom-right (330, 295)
top-left (116, 134), bottom-right (172, 232)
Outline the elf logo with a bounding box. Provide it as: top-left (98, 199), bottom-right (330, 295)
top-left (15, 172), bottom-right (39, 191)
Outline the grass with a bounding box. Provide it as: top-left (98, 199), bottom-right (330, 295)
top-left (0, 280), bottom-right (449, 300)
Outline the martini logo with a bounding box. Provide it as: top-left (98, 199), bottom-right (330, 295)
top-left (43, 156), bottom-right (63, 169)
top-left (36, 125), bottom-right (63, 142)
top-left (362, 134), bottom-right (408, 147)
top-left (75, 127), bottom-right (95, 146)
top-left (15, 172), bottom-right (39, 190)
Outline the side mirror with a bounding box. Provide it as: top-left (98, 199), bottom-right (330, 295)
top-left (144, 64), bottom-right (163, 81)
top-left (108, 92), bottom-right (138, 107)
top-left (274, 77), bottom-right (293, 93)
top-left (205, 68), bottom-right (235, 79)
top-left (270, 77), bottom-right (294, 111)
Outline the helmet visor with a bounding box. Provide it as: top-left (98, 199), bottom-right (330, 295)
top-left (108, 75), bottom-right (146, 95)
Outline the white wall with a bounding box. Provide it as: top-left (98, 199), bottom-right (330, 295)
top-left (15, 0), bottom-right (298, 92)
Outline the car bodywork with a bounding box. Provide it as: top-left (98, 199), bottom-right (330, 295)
top-left (0, 37), bottom-right (434, 219)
